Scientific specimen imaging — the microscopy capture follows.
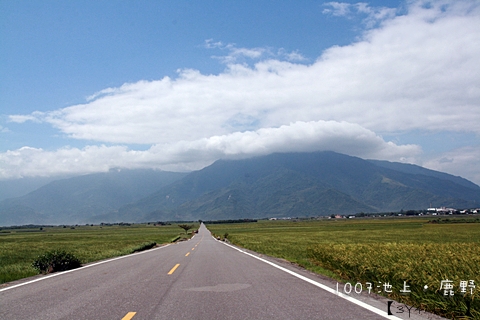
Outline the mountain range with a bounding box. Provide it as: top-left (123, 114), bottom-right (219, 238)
top-left (0, 169), bottom-right (187, 226)
top-left (1, 151), bottom-right (479, 226)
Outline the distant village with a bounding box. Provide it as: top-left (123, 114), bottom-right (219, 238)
top-left (268, 206), bottom-right (480, 220)
top-left (332, 207), bottom-right (480, 219)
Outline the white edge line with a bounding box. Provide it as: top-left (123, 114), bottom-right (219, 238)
top-left (0, 243), bottom-right (172, 293)
top-left (219, 239), bottom-right (402, 320)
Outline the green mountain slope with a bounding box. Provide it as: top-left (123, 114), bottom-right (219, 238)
top-left (2, 152), bottom-right (479, 225)
top-left (115, 152), bottom-right (480, 222)
top-left (369, 159), bottom-right (480, 191)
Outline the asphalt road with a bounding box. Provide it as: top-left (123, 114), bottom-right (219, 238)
top-left (0, 224), bottom-right (444, 320)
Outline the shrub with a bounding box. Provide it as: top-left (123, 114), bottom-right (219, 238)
top-left (32, 250), bottom-right (82, 274)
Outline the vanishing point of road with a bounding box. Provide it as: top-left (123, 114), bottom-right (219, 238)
top-left (0, 224), bottom-right (444, 320)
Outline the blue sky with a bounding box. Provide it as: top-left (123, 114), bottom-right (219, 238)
top-left (1, 0), bottom-right (479, 185)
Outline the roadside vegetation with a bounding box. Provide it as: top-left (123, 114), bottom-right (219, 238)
top-left (0, 223), bottom-right (197, 284)
top-left (32, 250), bottom-right (82, 274)
top-left (207, 217), bottom-right (480, 319)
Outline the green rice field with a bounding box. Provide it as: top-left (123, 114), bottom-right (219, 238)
top-left (0, 223), bottom-right (196, 284)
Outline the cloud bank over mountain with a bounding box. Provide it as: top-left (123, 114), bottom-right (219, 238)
top-left (0, 120), bottom-right (421, 179)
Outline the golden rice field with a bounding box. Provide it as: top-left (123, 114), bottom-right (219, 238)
top-left (207, 217), bottom-right (480, 319)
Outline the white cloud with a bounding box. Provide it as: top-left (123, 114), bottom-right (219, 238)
top-left (85, 87), bottom-right (118, 102)
top-left (0, 120), bottom-right (421, 179)
top-left (205, 39), bottom-right (307, 64)
top-left (277, 49), bottom-right (307, 62)
top-left (9, 112), bottom-right (43, 124)
top-left (5, 0), bottom-right (480, 184)
top-left (154, 120), bottom-right (421, 162)
top-left (205, 39), bottom-right (268, 64)
top-left (323, 2), bottom-right (397, 27)
top-left (11, 1), bottom-right (479, 146)
top-left (322, 2), bottom-right (352, 17)
top-left (0, 146), bottom-right (122, 178)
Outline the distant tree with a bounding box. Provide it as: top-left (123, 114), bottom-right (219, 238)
top-left (178, 224), bottom-right (194, 234)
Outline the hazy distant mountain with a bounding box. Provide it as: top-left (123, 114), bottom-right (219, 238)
top-left (1, 152), bottom-right (479, 226)
top-left (114, 152), bottom-right (480, 222)
top-left (0, 176), bottom-right (74, 201)
top-left (0, 169), bottom-right (187, 226)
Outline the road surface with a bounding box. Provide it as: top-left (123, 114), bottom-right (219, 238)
top-left (0, 224), bottom-right (444, 319)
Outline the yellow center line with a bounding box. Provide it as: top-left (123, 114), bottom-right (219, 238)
top-left (185, 252), bottom-right (190, 257)
top-left (168, 263), bottom-right (180, 275)
top-left (192, 247), bottom-right (195, 250)
top-left (122, 312), bottom-right (136, 320)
